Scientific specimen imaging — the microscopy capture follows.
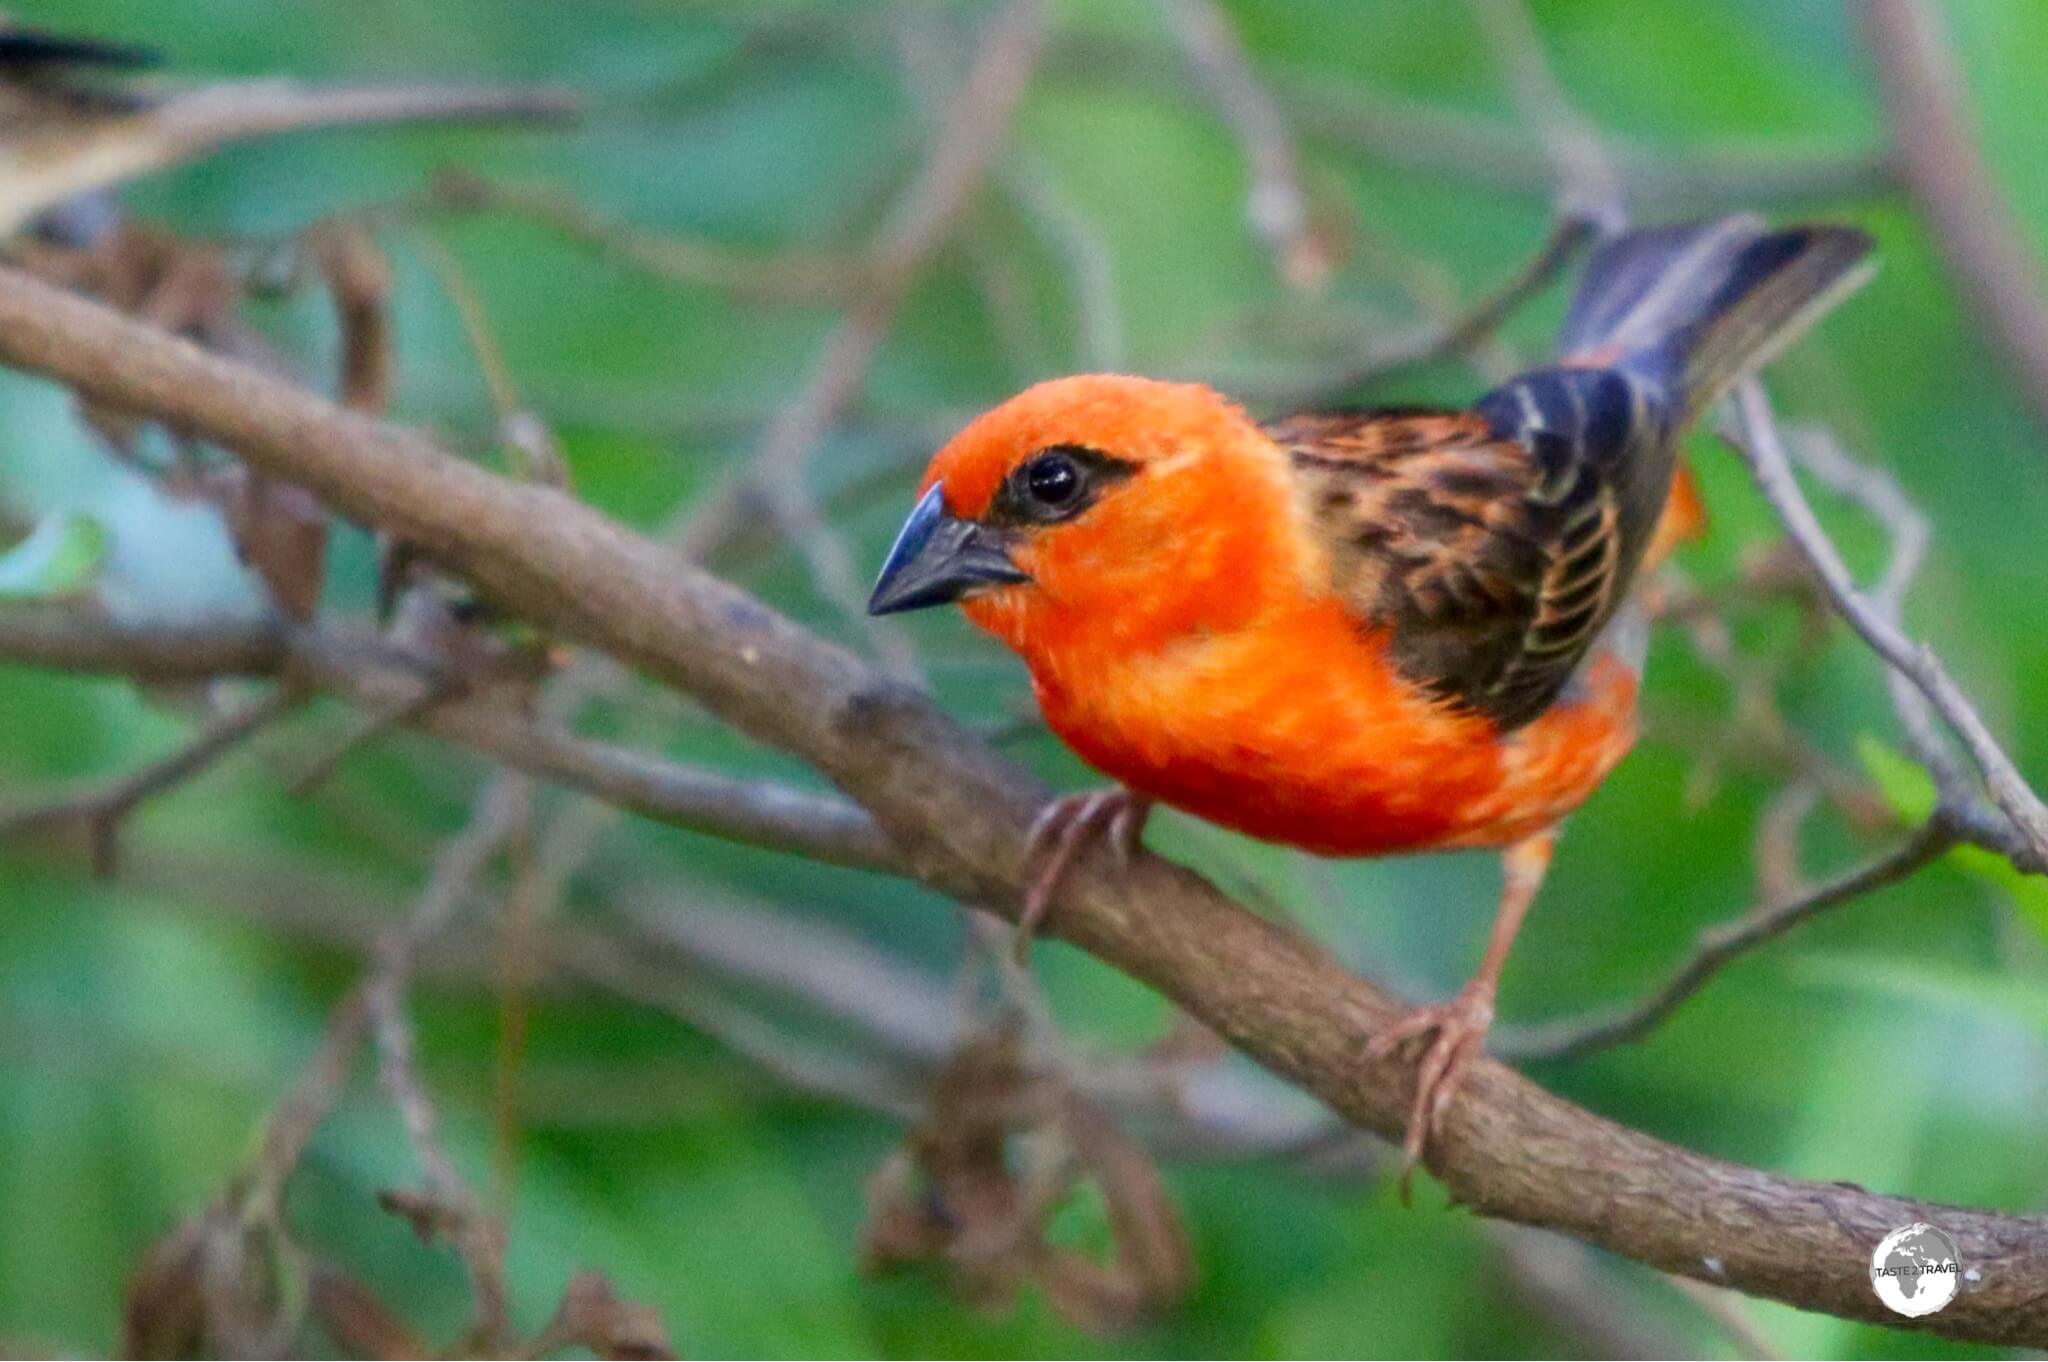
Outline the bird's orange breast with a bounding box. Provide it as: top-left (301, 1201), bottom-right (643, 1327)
top-left (1026, 598), bottom-right (1639, 857)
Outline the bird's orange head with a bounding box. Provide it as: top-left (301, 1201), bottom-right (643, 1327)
top-left (868, 375), bottom-right (1306, 675)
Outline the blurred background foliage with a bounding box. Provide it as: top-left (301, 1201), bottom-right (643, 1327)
top-left (1, 0), bottom-right (2045, 1357)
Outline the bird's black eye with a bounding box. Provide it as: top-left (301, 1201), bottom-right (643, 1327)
top-left (1025, 453), bottom-right (1081, 506)
top-left (984, 444), bottom-right (1134, 527)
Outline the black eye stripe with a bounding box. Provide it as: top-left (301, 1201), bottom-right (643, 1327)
top-left (983, 444), bottom-right (1137, 527)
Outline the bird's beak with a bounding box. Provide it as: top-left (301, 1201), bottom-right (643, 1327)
top-left (867, 483), bottom-right (1028, 616)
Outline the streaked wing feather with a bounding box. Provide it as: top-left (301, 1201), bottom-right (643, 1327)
top-left (1271, 370), bottom-right (1665, 728)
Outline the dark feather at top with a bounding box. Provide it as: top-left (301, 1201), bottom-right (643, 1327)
top-left (0, 26), bottom-right (160, 72)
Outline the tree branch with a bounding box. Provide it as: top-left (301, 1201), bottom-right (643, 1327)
top-left (0, 684), bottom-right (302, 874)
top-left (0, 606), bottom-right (898, 874)
top-left (1045, 29), bottom-right (1891, 208)
top-left (0, 267), bottom-right (2045, 1343)
top-left (1470, 0), bottom-right (1625, 230)
top-left (1160, 0), bottom-right (1329, 290)
top-left (1731, 382), bottom-right (2048, 869)
top-left (1245, 211), bottom-right (1592, 407)
top-left (1861, 0), bottom-right (2048, 440)
top-left (1501, 819), bottom-right (1959, 1062)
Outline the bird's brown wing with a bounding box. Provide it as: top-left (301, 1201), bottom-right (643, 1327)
top-left (1268, 366), bottom-right (1670, 729)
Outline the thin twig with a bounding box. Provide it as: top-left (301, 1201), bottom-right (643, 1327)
top-left (703, 0), bottom-right (1048, 675)
top-left (1160, 0), bottom-right (1329, 290)
top-left (243, 986), bottom-right (373, 1215)
top-left (1248, 212), bottom-right (1592, 406)
top-left (1470, 0), bottom-right (1626, 229)
top-left (114, 840), bottom-right (1339, 1161)
top-left (0, 80), bottom-right (577, 237)
top-left (365, 775), bottom-right (531, 1354)
top-left (707, 5), bottom-right (1890, 207)
top-left (1861, 0), bottom-right (2048, 440)
top-left (0, 607), bottom-right (901, 873)
top-left (1045, 28), bottom-right (1891, 208)
top-left (0, 684), bottom-right (303, 875)
top-left (1784, 423), bottom-right (1957, 794)
top-left (1501, 819), bottom-right (1958, 1062)
top-left (997, 156), bottom-right (1126, 371)
top-left (1731, 382), bottom-right (2048, 869)
top-left (407, 230), bottom-right (522, 421)
top-left (419, 170), bottom-right (873, 303)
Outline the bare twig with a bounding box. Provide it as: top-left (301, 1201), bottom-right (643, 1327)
top-left (1160, 0), bottom-right (1329, 290)
top-left (1248, 212), bottom-right (1592, 406)
top-left (6, 269), bottom-right (2048, 1342)
top-left (1, 79), bottom-right (576, 236)
top-left (1731, 382), bottom-right (2048, 869)
top-left (244, 987), bottom-right (373, 1215)
top-left (366, 775), bottom-right (530, 1353)
top-left (1470, 0), bottom-right (1625, 230)
top-left (1043, 28), bottom-right (1890, 208)
top-left (703, 0), bottom-right (1049, 672)
top-left (420, 170), bottom-right (872, 302)
top-left (708, 4), bottom-right (1886, 210)
top-left (998, 156), bottom-right (1126, 371)
top-left (1783, 423), bottom-right (1960, 795)
top-left (0, 606), bottom-right (901, 873)
top-left (1502, 819), bottom-right (1958, 1062)
top-left (407, 229), bottom-right (521, 421)
top-left (1861, 0), bottom-right (2048, 439)
top-left (0, 684), bottom-right (302, 874)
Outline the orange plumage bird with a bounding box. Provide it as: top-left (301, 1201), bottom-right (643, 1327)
top-left (869, 216), bottom-right (1873, 1172)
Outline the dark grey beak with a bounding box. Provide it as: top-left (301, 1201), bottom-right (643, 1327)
top-left (867, 483), bottom-right (1029, 615)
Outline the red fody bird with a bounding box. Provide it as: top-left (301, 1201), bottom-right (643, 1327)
top-left (868, 216), bottom-right (1873, 1171)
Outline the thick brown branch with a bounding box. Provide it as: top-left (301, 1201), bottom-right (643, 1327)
top-left (0, 268), bottom-right (2045, 1343)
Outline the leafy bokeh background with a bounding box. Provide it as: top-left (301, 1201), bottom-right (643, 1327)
top-left (2, 1), bottom-right (2046, 1357)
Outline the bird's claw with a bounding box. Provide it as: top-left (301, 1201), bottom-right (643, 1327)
top-left (1367, 985), bottom-right (1496, 1201)
top-left (1014, 788), bottom-right (1151, 962)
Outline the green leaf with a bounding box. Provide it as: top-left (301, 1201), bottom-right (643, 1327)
top-left (1859, 734), bottom-right (2048, 936)
top-left (0, 514), bottom-right (106, 599)
top-left (1855, 732), bottom-right (1938, 824)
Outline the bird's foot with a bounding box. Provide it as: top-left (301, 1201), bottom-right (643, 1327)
top-left (1366, 983), bottom-right (1497, 1200)
top-left (1014, 788), bottom-right (1152, 962)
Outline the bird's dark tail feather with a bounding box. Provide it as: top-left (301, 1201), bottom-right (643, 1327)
top-left (0, 27), bottom-right (160, 70)
top-left (1556, 215), bottom-right (1875, 426)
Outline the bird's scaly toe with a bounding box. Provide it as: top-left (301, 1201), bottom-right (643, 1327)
top-left (1368, 987), bottom-right (1496, 1197)
top-left (1014, 789), bottom-right (1151, 960)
